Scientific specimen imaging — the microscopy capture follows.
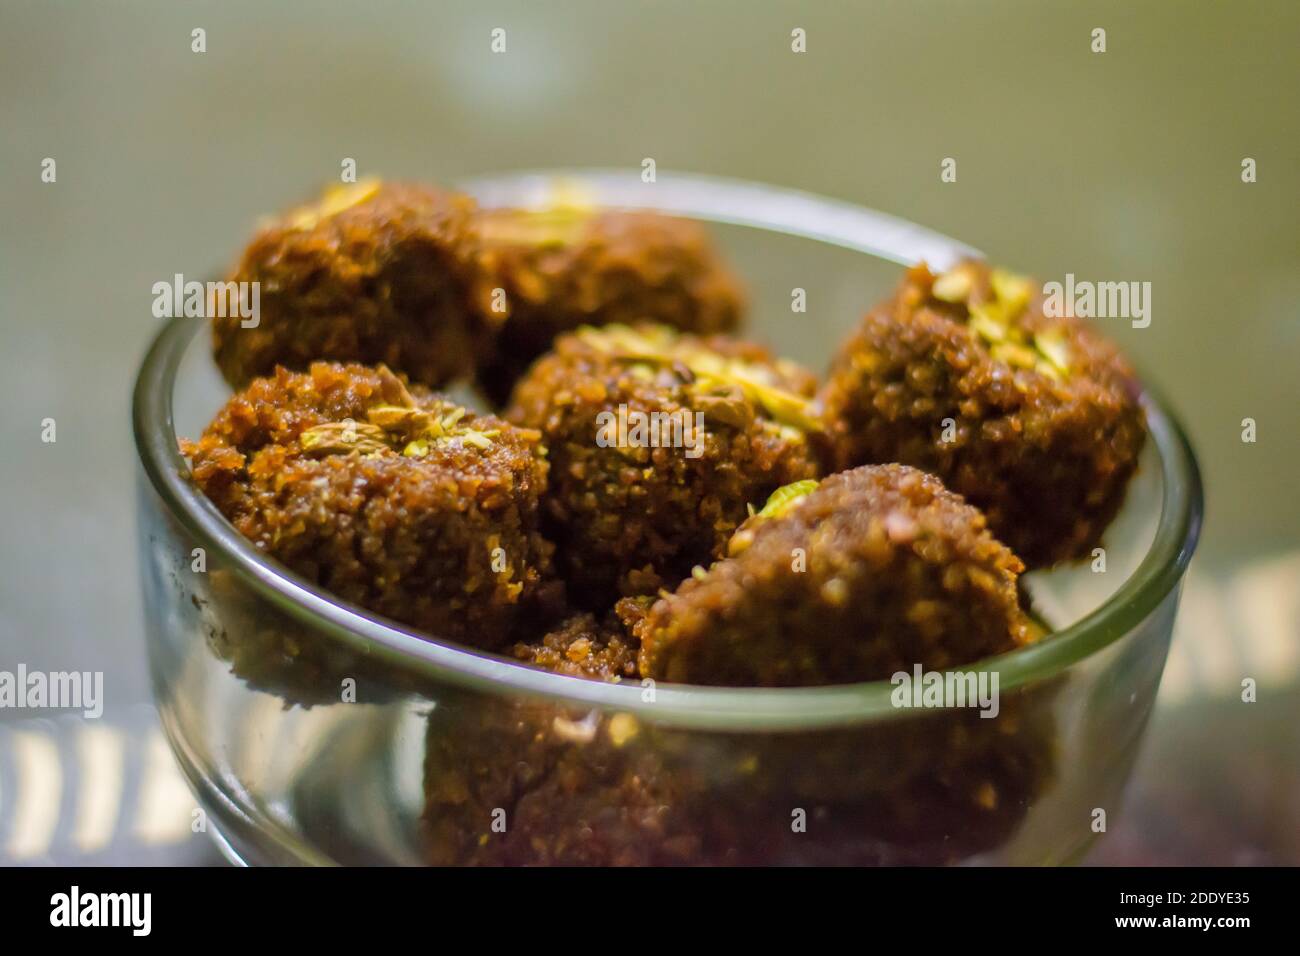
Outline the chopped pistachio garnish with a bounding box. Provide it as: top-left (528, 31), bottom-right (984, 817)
top-left (720, 365), bottom-right (824, 432)
top-left (981, 327), bottom-right (1071, 380)
top-left (968, 310), bottom-right (1008, 344)
top-left (728, 479), bottom-right (820, 557)
top-left (627, 363), bottom-right (656, 382)
top-left (300, 377), bottom-right (496, 459)
top-left (1035, 360), bottom-right (1064, 382)
top-left (989, 341), bottom-right (1040, 370)
top-left (577, 323), bottom-right (678, 360)
top-left (692, 390), bottom-right (754, 429)
top-left (299, 420), bottom-right (391, 457)
top-left (606, 713), bottom-right (640, 748)
top-left (931, 267), bottom-right (975, 303)
top-left (1033, 330), bottom-right (1071, 376)
top-left (365, 403), bottom-right (433, 436)
top-left (288, 178), bottom-right (382, 231)
top-left (990, 268), bottom-right (1032, 316)
top-left (576, 324), bottom-right (822, 433)
top-left (460, 430), bottom-right (498, 450)
top-left (946, 266), bottom-right (1071, 381)
top-left (756, 480), bottom-right (819, 520)
top-left (478, 179), bottom-right (598, 249)
top-left (968, 300), bottom-right (1008, 328)
top-left (478, 207), bottom-right (593, 249)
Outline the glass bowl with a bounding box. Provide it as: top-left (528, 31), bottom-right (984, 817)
top-left (133, 170), bottom-right (1202, 866)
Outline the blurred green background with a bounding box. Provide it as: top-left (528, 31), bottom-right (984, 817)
top-left (0, 1), bottom-right (1295, 863)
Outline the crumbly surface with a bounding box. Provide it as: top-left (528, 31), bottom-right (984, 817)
top-left (422, 692), bottom-right (730, 866)
top-left (195, 197), bottom-right (1093, 860)
top-left (505, 323), bottom-right (822, 607)
top-left (509, 597), bottom-right (649, 682)
top-left (212, 183), bottom-right (747, 406)
top-left (212, 181), bottom-right (487, 389)
top-left (472, 208), bottom-right (746, 405)
top-left (425, 593), bottom-right (713, 866)
top-left (638, 464), bottom-right (1037, 687)
top-left (421, 677), bottom-right (1055, 866)
top-left (720, 690), bottom-right (1057, 864)
top-left (821, 260), bottom-right (1146, 567)
top-left (421, 466), bottom-right (1052, 866)
top-left (182, 362), bottom-right (558, 650)
top-left (196, 567), bottom-right (418, 708)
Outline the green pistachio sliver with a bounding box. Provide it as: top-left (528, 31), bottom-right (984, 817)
top-left (775, 423), bottom-right (807, 444)
top-left (580, 323), bottom-right (821, 433)
top-left (289, 179), bottom-right (382, 231)
top-left (931, 268), bottom-right (974, 303)
top-left (724, 368), bottom-right (821, 433)
top-left (365, 404), bottom-right (410, 426)
top-left (367, 404), bottom-right (430, 435)
top-left (969, 311), bottom-right (1007, 344)
top-left (990, 268), bottom-right (1032, 317)
top-left (749, 384), bottom-right (821, 432)
top-left (300, 420), bottom-right (391, 457)
top-left (728, 479), bottom-right (819, 556)
top-left (693, 390), bottom-right (753, 429)
top-left (479, 179), bottom-right (598, 248)
top-left (968, 300), bottom-right (1008, 328)
top-left (1033, 331), bottom-right (1071, 376)
top-left (478, 204), bottom-right (594, 249)
top-left (363, 394), bottom-right (498, 454)
top-left (990, 341), bottom-right (1039, 370)
top-left (1035, 359), bottom-right (1064, 382)
top-left (460, 429), bottom-right (498, 450)
top-left (306, 394), bottom-right (497, 458)
top-left (578, 323), bottom-right (675, 358)
top-left (755, 479), bottom-right (820, 521)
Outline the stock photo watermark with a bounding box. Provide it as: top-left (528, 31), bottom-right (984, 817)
top-left (890, 664), bottom-right (1001, 718)
top-left (0, 664), bottom-right (104, 719)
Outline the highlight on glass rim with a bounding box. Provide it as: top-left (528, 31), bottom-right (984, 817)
top-left (2, 0), bottom-right (1294, 937)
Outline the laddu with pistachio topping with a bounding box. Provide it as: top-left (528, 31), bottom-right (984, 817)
top-left (505, 322), bottom-right (822, 606)
top-left (211, 180), bottom-right (487, 390)
top-left (422, 596), bottom-right (726, 865)
top-left (422, 688), bottom-right (728, 865)
top-left (423, 576), bottom-right (1052, 865)
top-left (211, 178), bottom-right (747, 408)
top-left (637, 464), bottom-right (1038, 687)
top-left (821, 260), bottom-right (1145, 567)
top-left (182, 362), bottom-right (559, 655)
top-left (472, 196), bottom-right (746, 405)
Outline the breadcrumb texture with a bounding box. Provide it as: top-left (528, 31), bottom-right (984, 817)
top-left (821, 260), bottom-right (1145, 567)
top-left (638, 464), bottom-right (1036, 687)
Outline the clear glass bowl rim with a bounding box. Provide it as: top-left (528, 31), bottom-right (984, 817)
top-left (132, 169), bottom-right (1203, 731)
